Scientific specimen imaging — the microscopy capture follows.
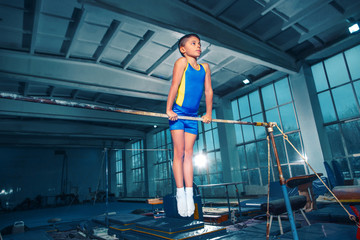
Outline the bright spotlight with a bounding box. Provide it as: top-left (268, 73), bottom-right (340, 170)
top-left (349, 23), bottom-right (360, 34)
top-left (194, 153), bottom-right (207, 168)
top-left (243, 78), bottom-right (250, 84)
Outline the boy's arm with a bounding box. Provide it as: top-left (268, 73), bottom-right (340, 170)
top-left (166, 57), bottom-right (187, 120)
top-left (203, 63), bottom-right (213, 123)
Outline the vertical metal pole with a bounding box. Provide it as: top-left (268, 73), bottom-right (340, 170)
top-left (225, 185), bottom-right (231, 219)
top-left (169, 154), bottom-right (176, 196)
top-left (267, 125), bottom-right (299, 240)
top-left (105, 148), bottom-right (109, 227)
top-left (235, 184), bottom-right (242, 218)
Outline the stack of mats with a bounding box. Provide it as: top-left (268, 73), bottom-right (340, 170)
top-left (92, 213), bottom-right (227, 239)
top-left (306, 203), bottom-right (359, 224)
top-left (278, 223), bottom-right (357, 239)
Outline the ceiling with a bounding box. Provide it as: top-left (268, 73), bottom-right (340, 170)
top-left (0, 0), bottom-right (359, 148)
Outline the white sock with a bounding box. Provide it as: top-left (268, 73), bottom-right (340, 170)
top-left (176, 187), bottom-right (187, 217)
top-left (185, 187), bottom-right (195, 217)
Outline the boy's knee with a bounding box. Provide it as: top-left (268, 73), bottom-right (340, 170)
top-left (174, 150), bottom-right (184, 159)
top-left (184, 150), bottom-right (193, 159)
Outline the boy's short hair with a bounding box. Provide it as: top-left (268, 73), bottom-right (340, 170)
top-left (178, 33), bottom-right (200, 57)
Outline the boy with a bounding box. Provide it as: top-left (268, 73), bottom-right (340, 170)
top-left (166, 33), bottom-right (213, 217)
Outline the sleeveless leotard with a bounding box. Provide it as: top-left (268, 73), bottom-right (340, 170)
top-left (175, 63), bottom-right (206, 112)
top-left (169, 62), bottom-right (206, 135)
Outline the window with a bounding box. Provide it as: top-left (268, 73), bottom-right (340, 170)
top-left (231, 77), bottom-right (306, 187)
top-left (131, 140), bottom-right (145, 195)
top-left (153, 129), bottom-right (173, 196)
top-left (311, 44), bottom-right (360, 178)
top-left (193, 109), bottom-right (223, 185)
top-left (115, 150), bottom-right (124, 195)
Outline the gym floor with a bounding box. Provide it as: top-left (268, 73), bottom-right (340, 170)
top-left (0, 199), bottom-right (358, 240)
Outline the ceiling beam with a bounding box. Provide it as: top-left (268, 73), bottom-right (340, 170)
top-left (211, 0), bottom-right (237, 17)
top-left (0, 98), bottom-right (169, 127)
top-left (0, 119), bottom-right (145, 140)
top-left (146, 42), bottom-right (178, 76)
top-left (305, 33), bottom-right (360, 63)
top-left (298, 1), bottom-right (360, 44)
top-left (47, 85), bottom-right (55, 97)
top-left (86, 0), bottom-right (298, 74)
top-left (236, 0), bottom-right (285, 30)
top-left (0, 50), bottom-right (220, 104)
top-left (29, 0), bottom-right (42, 54)
top-left (0, 50), bottom-right (171, 101)
top-left (64, 8), bottom-right (86, 58)
top-left (94, 19), bottom-right (122, 63)
top-left (92, 92), bottom-right (102, 102)
top-left (282, 0), bottom-right (333, 31)
top-left (19, 82), bottom-right (30, 96)
top-left (210, 56), bottom-right (237, 75)
top-left (71, 89), bottom-right (79, 99)
top-left (260, 0), bottom-right (286, 16)
top-left (121, 30), bottom-right (155, 69)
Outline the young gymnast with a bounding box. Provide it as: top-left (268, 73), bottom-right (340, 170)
top-left (166, 33), bottom-right (213, 217)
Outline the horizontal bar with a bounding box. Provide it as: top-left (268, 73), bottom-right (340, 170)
top-left (0, 93), bottom-right (272, 127)
top-left (197, 182), bottom-right (246, 188)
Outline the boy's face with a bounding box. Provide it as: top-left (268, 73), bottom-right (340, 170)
top-left (180, 36), bottom-right (201, 58)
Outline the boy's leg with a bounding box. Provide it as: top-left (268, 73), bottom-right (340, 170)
top-left (171, 129), bottom-right (185, 188)
top-left (171, 129), bottom-right (187, 217)
top-left (184, 132), bottom-right (197, 216)
top-left (184, 132), bottom-right (196, 187)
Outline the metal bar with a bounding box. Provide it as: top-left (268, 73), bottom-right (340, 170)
top-left (105, 147), bottom-right (109, 227)
top-left (198, 182), bottom-right (245, 220)
top-left (0, 93), bottom-right (271, 127)
top-left (235, 184), bottom-right (242, 218)
top-left (225, 185), bottom-right (231, 219)
top-left (197, 182), bottom-right (246, 188)
top-left (201, 189), bottom-right (206, 208)
top-left (267, 126), bottom-right (299, 240)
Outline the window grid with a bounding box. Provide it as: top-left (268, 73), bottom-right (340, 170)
top-left (231, 77), bottom-right (307, 186)
top-left (153, 129), bottom-right (173, 196)
top-left (315, 57), bottom-right (360, 126)
top-left (193, 109), bottom-right (223, 185)
top-left (311, 44), bottom-right (360, 179)
top-left (115, 150), bottom-right (124, 191)
top-left (131, 140), bottom-right (145, 184)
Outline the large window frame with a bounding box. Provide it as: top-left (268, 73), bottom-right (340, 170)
top-left (311, 44), bottom-right (360, 179)
top-left (231, 77), bottom-right (307, 186)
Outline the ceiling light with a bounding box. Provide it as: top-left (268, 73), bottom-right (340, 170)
top-left (153, 125), bottom-right (157, 128)
top-left (349, 23), bottom-right (360, 34)
top-left (243, 78), bottom-right (250, 84)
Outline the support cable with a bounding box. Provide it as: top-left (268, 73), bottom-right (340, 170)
top-left (275, 124), bottom-right (359, 226)
top-left (266, 135), bottom-right (271, 240)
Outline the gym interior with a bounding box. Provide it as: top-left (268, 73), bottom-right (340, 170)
top-left (1, 0), bottom-right (360, 239)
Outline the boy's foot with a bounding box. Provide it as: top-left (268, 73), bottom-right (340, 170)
top-left (185, 187), bottom-right (195, 217)
top-left (176, 187), bottom-right (187, 217)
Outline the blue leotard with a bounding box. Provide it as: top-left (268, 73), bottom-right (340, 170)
top-left (169, 63), bottom-right (206, 135)
top-left (175, 63), bottom-right (206, 111)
